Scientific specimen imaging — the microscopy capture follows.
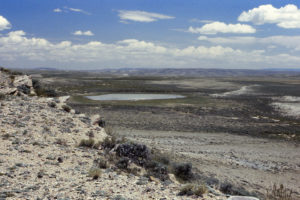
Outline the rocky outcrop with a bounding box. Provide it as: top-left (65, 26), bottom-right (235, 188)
top-left (0, 71), bottom-right (35, 96)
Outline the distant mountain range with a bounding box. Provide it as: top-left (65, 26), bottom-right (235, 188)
top-left (86, 68), bottom-right (300, 77)
top-left (19, 67), bottom-right (300, 77)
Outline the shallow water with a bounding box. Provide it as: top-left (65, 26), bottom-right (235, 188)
top-left (85, 93), bottom-right (185, 101)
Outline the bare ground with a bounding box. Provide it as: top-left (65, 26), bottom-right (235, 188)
top-left (116, 128), bottom-right (300, 198)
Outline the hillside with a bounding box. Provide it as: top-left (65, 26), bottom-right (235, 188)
top-left (0, 69), bottom-right (234, 199)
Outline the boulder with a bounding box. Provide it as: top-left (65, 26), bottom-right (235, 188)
top-left (13, 75), bottom-right (33, 88)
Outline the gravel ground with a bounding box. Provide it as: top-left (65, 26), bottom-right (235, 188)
top-left (116, 128), bottom-right (300, 199)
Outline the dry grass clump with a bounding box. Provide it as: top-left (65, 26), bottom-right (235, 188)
top-left (55, 138), bottom-right (68, 146)
top-left (178, 183), bottom-right (207, 196)
top-left (0, 93), bottom-right (5, 100)
top-left (88, 168), bottom-right (102, 180)
top-left (79, 138), bottom-right (101, 149)
top-left (193, 184), bottom-right (208, 197)
top-left (104, 126), bottom-right (115, 136)
top-left (265, 184), bottom-right (294, 200)
top-left (62, 105), bottom-right (71, 112)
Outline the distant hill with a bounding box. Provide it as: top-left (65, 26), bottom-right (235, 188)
top-left (86, 68), bottom-right (300, 77)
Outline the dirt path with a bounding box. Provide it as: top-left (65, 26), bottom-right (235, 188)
top-left (117, 128), bottom-right (300, 198)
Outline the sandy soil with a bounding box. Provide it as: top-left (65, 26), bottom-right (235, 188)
top-left (116, 128), bottom-right (300, 198)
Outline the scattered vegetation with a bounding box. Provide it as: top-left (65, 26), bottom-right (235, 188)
top-left (88, 168), bottom-right (102, 180)
top-left (62, 105), bottom-right (71, 112)
top-left (0, 67), bottom-right (23, 75)
top-left (265, 184), bottom-right (295, 200)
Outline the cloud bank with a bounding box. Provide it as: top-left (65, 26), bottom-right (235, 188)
top-left (0, 29), bottom-right (299, 69)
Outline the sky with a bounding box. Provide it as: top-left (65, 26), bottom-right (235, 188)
top-left (0, 0), bottom-right (300, 70)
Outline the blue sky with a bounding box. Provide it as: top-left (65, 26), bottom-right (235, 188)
top-left (0, 0), bottom-right (300, 69)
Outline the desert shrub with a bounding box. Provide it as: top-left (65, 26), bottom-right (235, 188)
top-left (265, 184), bottom-right (294, 200)
top-left (145, 160), bottom-right (169, 181)
top-left (32, 79), bottom-right (58, 97)
top-left (88, 168), bottom-right (102, 180)
top-left (9, 75), bottom-right (15, 83)
top-left (178, 184), bottom-right (207, 197)
top-left (2, 133), bottom-right (11, 140)
top-left (116, 142), bottom-right (150, 166)
top-left (101, 136), bottom-right (118, 150)
top-left (178, 184), bottom-right (194, 196)
top-left (98, 119), bottom-right (106, 128)
top-left (0, 67), bottom-right (11, 73)
top-left (48, 101), bottom-right (56, 108)
top-left (193, 184), bottom-right (207, 197)
top-left (104, 126), bottom-right (115, 136)
top-left (116, 157), bottom-right (130, 169)
top-left (94, 158), bottom-right (108, 169)
top-left (62, 105), bottom-right (71, 112)
top-left (220, 182), bottom-right (252, 196)
top-left (55, 138), bottom-right (67, 146)
top-left (79, 138), bottom-right (96, 148)
top-left (0, 93), bottom-right (5, 100)
top-left (35, 88), bottom-right (58, 97)
top-left (173, 163), bottom-right (193, 181)
top-left (32, 79), bottom-right (41, 90)
top-left (150, 149), bottom-right (170, 166)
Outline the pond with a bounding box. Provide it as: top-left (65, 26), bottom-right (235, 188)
top-left (85, 93), bottom-right (185, 101)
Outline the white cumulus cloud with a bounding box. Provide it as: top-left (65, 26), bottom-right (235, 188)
top-left (188, 21), bottom-right (256, 34)
top-left (0, 16), bottom-right (11, 31)
top-left (238, 4), bottom-right (300, 28)
top-left (118, 10), bottom-right (174, 23)
top-left (73, 30), bottom-right (94, 36)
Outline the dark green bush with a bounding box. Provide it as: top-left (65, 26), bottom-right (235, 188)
top-left (173, 163), bottom-right (193, 181)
